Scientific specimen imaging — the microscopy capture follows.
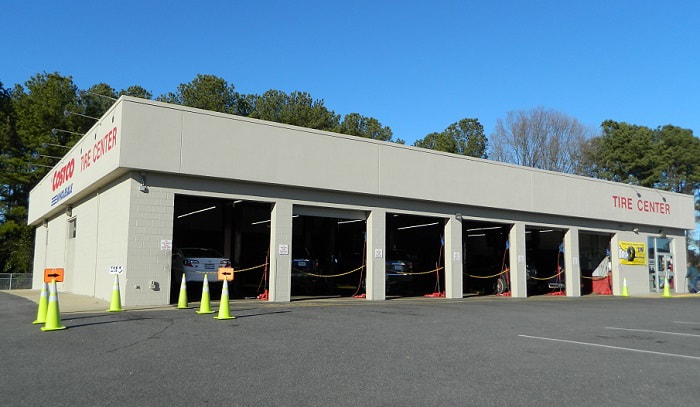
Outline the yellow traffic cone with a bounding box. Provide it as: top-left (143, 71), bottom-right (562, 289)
top-left (33, 281), bottom-right (49, 324)
top-left (107, 274), bottom-right (124, 312)
top-left (621, 277), bottom-right (629, 297)
top-left (41, 279), bottom-right (66, 331)
top-left (177, 273), bottom-right (190, 309)
top-left (663, 277), bottom-right (671, 298)
top-left (214, 280), bottom-right (235, 320)
top-left (196, 274), bottom-right (215, 314)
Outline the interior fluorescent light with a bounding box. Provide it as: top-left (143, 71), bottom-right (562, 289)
top-left (397, 221), bottom-right (440, 231)
top-left (338, 219), bottom-right (364, 225)
top-left (466, 226), bottom-right (502, 232)
top-left (177, 206), bottom-right (216, 219)
top-left (467, 233), bottom-right (486, 237)
top-left (253, 215), bottom-right (298, 225)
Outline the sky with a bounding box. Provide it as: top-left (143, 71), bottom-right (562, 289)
top-left (2, 0), bottom-right (699, 145)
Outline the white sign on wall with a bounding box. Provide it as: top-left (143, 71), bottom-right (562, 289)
top-left (453, 252), bottom-right (461, 261)
top-left (161, 240), bottom-right (172, 251)
top-left (374, 249), bottom-right (383, 258)
top-left (279, 244), bottom-right (289, 255)
top-left (109, 266), bottom-right (124, 274)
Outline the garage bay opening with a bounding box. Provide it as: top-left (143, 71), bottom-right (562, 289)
top-left (171, 195), bottom-right (271, 303)
top-left (386, 214), bottom-right (444, 297)
top-left (462, 222), bottom-right (510, 296)
top-left (525, 227), bottom-right (566, 296)
top-left (290, 214), bottom-right (366, 298)
top-left (579, 232), bottom-right (613, 295)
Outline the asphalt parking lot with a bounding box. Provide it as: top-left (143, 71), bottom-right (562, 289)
top-left (2, 291), bottom-right (699, 406)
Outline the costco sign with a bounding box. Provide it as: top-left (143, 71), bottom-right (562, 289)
top-left (50, 126), bottom-right (118, 207)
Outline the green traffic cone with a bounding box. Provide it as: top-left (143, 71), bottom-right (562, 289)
top-left (107, 274), bottom-right (124, 312)
top-left (214, 280), bottom-right (235, 320)
top-left (663, 277), bottom-right (671, 298)
top-left (33, 282), bottom-right (49, 324)
top-left (621, 278), bottom-right (629, 297)
top-left (177, 273), bottom-right (190, 309)
top-left (196, 274), bottom-right (215, 314)
top-left (41, 279), bottom-right (66, 331)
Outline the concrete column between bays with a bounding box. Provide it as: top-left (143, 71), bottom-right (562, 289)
top-left (269, 200), bottom-right (292, 302)
top-left (444, 215), bottom-right (463, 299)
top-left (671, 233), bottom-right (688, 294)
top-left (564, 227), bottom-right (581, 297)
top-left (610, 234), bottom-right (622, 295)
top-left (366, 209), bottom-right (386, 300)
top-left (509, 222), bottom-right (527, 298)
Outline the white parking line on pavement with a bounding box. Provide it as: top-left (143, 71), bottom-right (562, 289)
top-left (673, 321), bottom-right (700, 325)
top-left (518, 334), bottom-right (700, 361)
top-left (605, 326), bottom-right (700, 338)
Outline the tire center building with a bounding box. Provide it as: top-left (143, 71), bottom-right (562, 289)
top-left (28, 97), bottom-right (696, 306)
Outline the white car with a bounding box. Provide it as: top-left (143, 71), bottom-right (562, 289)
top-left (172, 248), bottom-right (231, 283)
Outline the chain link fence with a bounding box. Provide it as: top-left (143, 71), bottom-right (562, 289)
top-left (0, 273), bottom-right (33, 290)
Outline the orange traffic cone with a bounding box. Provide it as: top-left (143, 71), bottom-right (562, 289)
top-left (196, 274), bottom-right (215, 314)
top-left (41, 279), bottom-right (66, 331)
top-left (214, 280), bottom-right (235, 320)
top-left (33, 282), bottom-right (49, 324)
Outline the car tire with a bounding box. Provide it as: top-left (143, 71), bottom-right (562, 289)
top-left (495, 276), bottom-right (508, 295)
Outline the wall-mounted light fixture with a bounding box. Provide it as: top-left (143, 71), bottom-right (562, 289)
top-left (633, 227), bottom-right (640, 234)
top-left (64, 110), bottom-right (99, 121)
top-left (51, 128), bottom-right (83, 137)
top-left (42, 142), bottom-right (71, 150)
top-left (455, 213), bottom-right (462, 221)
top-left (66, 206), bottom-right (73, 217)
top-left (654, 189), bottom-right (667, 202)
top-left (38, 154), bottom-right (62, 160)
top-left (78, 90), bottom-right (117, 101)
top-left (139, 173), bottom-right (148, 193)
top-left (630, 186), bottom-right (642, 198)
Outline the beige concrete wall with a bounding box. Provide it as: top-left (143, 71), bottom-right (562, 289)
top-left (88, 178), bottom-right (131, 302)
top-left (31, 223), bottom-right (48, 288)
top-left (68, 195), bottom-right (99, 295)
top-left (124, 175), bottom-right (174, 306)
top-left (30, 96), bottom-right (695, 233)
top-left (115, 97), bottom-right (693, 231)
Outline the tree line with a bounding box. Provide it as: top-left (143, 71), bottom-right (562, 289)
top-left (1, 72), bottom-right (699, 273)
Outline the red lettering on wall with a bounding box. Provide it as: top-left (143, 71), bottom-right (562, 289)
top-left (612, 195), bottom-right (670, 215)
top-left (51, 158), bottom-right (75, 191)
top-left (80, 127), bottom-right (118, 172)
top-left (612, 195), bottom-right (632, 210)
top-left (81, 150), bottom-right (91, 171)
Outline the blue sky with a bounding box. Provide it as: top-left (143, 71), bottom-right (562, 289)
top-left (2, 0), bottom-right (698, 145)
